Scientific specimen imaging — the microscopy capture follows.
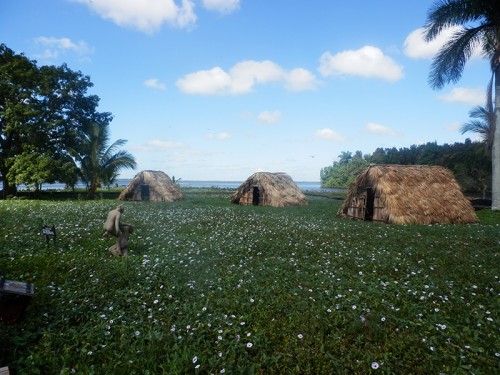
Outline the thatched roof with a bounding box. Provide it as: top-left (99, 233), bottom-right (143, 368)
top-left (230, 172), bottom-right (308, 207)
top-left (118, 170), bottom-right (183, 202)
top-left (337, 164), bottom-right (478, 224)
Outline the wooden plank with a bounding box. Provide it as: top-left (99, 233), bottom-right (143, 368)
top-left (0, 278), bottom-right (34, 296)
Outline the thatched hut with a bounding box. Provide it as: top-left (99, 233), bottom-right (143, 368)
top-left (230, 172), bottom-right (308, 207)
top-left (118, 170), bottom-right (183, 202)
top-left (337, 164), bottom-right (478, 224)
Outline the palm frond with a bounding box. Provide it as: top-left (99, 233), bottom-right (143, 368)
top-left (424, 0), bottom-right (485, 41)
top-left (428, 26), bottom-right (484, 88)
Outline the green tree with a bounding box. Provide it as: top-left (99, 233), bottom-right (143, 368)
top-left (321, 151), bottom-right (369, 188)
top-left (0, 44), bottom-right (39, 196)
top-left (424, 0), bottom-right (500, 209)
top-left (72, 122), bottom-right (136, 199)
top-left (6, 150), bottom-right (78, 194)
top-left (460, 80), bottom-right (495, 152)
top-left (0, 44), bottom-right (115, 197)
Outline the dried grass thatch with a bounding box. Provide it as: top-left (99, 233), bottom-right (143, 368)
top-left (118, 170), bottom-right (183, 202)
top-left (337, 164), bottom-right (478, 224)
top-left (230, 172), bottom-right (308, 207)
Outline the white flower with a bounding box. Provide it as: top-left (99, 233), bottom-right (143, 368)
top-left (297, 334), bottom-right (304, 339)
top-left (135, 331), bottom-right (140, 336)
top-left (351, 305), bottom-right (357, 310)
top-left (87, 351), bottom-right (93, 356)
top-left (220, 368), bottom-right (225, 373)
top-left (381, 317), bottom-right (386, 322)
top-left (195, 364), bottom-right (200, 369)
top-left (371, 362), bottom-right (379, 369)
top-left (246, 342), bottom-right (253, 348)
top-left (192, 356), bottom-right (198, 363)
top-left (153, 299), bottom-right (159, 304)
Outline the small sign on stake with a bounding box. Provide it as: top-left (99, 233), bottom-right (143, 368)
top-left (42, 225), bottom-right (56, 245)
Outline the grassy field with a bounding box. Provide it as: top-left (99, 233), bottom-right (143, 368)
top-left (0, 188), bottom-right (499, 374)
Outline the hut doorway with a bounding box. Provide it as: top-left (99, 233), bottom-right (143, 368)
top-left (365, 188), bottom-right (375, 220)
top-left (141, 184), bottom-right (150, 201)
top-left (252, 186), bottom-right (260, 205)
top-left (347, 188), bottom-right (375, 221)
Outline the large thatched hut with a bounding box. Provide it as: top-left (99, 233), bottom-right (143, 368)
top-left (230, 172), bottom-right (308, 207)
top-left (118, 170), bottom-right (183, 202)
top-left (337, 164), bottom-right (478, 224)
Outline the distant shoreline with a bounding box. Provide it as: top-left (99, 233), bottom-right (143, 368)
top-left (2, 179), bottom-right (340, 192)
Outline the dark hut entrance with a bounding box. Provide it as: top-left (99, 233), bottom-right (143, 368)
top-left (252, 186), bottom-right (260, 205)
top-left (141, 184), bottom-right (150, 201)
top-left (346, 187), bottom-right (382, 222)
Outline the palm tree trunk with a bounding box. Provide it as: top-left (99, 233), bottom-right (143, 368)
top-left (492, 64), bottom-right (500, 210)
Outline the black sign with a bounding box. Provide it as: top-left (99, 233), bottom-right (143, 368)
top-left (42, 225), bottom-right (56, 245)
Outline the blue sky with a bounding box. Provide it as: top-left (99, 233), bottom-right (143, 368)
top-left (1, 0), bottom-right (490, 181)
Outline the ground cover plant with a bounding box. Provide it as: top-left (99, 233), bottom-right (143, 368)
top-left (0, 188), bottom-right (498, 374)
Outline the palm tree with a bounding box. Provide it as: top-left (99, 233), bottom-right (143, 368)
top-left (424, 0), bottom-right (500, 210)
top-left (74, 122), bottom-right (136, 199)
top-left (460, 80), bottom-right (495, 152)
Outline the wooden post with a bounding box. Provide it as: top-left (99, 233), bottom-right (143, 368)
top-left (0, 278), bottom-right (34, 323)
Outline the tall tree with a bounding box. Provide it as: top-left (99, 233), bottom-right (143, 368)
top-left (73, 122), bottom-right (136, 199)
top-left (424, 0), bottom-right (500, 209)
top-left (0, 44), bottom-right (39, 196)
top-left (460, 80), bottom-right (495, 152)
top-left (0, 44), bottom-right (124, 197)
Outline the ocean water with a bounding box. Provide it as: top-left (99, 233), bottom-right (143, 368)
top-left (2, 179), bottom-right (338, 192)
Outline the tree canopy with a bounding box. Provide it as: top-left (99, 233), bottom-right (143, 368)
top-left (321, 140), bottom-right (491, 197)
top-left (0, 44), bottom-right (135, 197)
top-left (424, 0), bottom-right (500, 208)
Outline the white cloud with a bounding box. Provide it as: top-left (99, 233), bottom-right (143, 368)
top-left (138, 139), bottom-right (185, 151)
top-left (202, 0), bottom-right (240, 14)
top-left (72, 0), bottom-right (197, 33)
top-left (258, 110), bottom-right (282, 124)
top-left (318, 46), bottom-right (403, 82)
top-left (404, 27), bottom-right (483, 60)
top-left (285, 68), bottom-right (320, 91)
top-left (144, 78), bottom-right (167, 90)
top-left (366, 123), bottom-right (400, 136)
top-left (176, 60), bottom-right (318, 95)
top-left (207, 132), bottom-right (231, 140)
top-left (34, 36), bottom-right (93, 60)
top-left (314, 128), bottom-right (346, 141)
top-left (438, 87), bottom-right (484, 105)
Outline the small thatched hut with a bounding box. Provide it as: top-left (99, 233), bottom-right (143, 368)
top-left (118, 170), bottom-right (183, 202)
top-left (230, 172), bottom-right (308, 207)
top-left (337, 164), bottom-right (478, 224)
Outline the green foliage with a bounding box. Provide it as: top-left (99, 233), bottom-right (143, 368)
top-left (423, 0), bottom-right (500, 208)
top-left (0, 191), bottom-right (498, 374)
top-left (71, 122), bottom-right (136, 199)
top-left (6, 150), bottom-right (79, 191)
top-left (0, 43), bottom-right (133, 198)
top-left (321, 151), bottom-right (370, 188)
top-left (322, 141), bottom-right (492, 194)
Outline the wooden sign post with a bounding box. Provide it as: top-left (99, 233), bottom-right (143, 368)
top-left (0, 277), bottom-right (34, 323)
